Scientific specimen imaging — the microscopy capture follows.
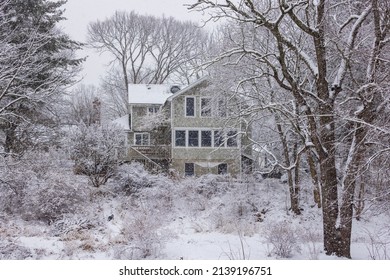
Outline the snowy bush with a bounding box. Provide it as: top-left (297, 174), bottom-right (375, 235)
top-left (364, 226), bottom-right (390, 260)
top-left (0, 151), bottom-right (89, 224)
top-left (22, 173), bottom-right (87, 224)
top-left (0, 241), bottom-right (33, 260)
top-left (298, 227), bottom-right (323, 260)
top-left (264, 221), bottom-right (298, 258)
top-left (113, 162), bottom-right (154, 195)
top-left (66, 123), bottom-right (126, 188)
top-left (52, 214), bottom-right (97, 237)
top-left (118, 209), bottom-right (167, 259)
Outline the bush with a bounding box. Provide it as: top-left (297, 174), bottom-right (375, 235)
top-left (113, 162), bottom-right (154, 195)
top-left (117, 209), bottom-right (167, 259)
top-left (264, 221), bottom-right (298, 258)
top-left (0, 151), bottom-right (89, 224)
top-left (66, 123), bottom-right (126, 188)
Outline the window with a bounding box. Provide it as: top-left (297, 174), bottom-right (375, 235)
top-left (185, 97), bottom-right (195, 117)
top-left (188, 130), bottom-right (199, 147)
top-left (214, 130), bottom-right (224, 147)
top-left (135, 133), bottom-right (149, 145)
top-left (201, 97), bottom-right (211, 117)
top-left (201, 130), bottom-right (212, 147)
top-left (185, 163), bottom-right (195, 176)
top-left (227, 131), bottom-right (238, 147)
top-left (175, 130), bottom-right (186, 147)
top-left (218, 163), bottom-right (228, 175)
top-left (148, 106), bottom-right (159, 114)
top-left (217, 98), bottom-right (227, 117)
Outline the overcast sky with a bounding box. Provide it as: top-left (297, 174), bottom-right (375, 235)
top-left (60, 0), bottom-right (205, 86)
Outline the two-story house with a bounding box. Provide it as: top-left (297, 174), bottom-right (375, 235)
top-left (114, 77), bottom-right (252, 177)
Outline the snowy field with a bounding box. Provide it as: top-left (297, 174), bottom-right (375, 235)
top-left (1, 157), bottom-right (389, 260)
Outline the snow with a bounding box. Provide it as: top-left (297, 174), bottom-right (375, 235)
top-left (1, 165), bottom-right (389, 260)
top-left (128, 84), bottom-right (180, 105)
top-left (112, 114), bottom-right (130, 130)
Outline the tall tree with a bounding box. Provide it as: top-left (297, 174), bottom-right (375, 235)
top-left (87, 11), bottom-right (210, 105)
top-left (0, 0), bottom-right (83, 154)
top-left (190, 0), bottom-right (389, 258)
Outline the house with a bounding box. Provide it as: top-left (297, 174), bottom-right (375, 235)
top-left (114, 77), bottom-right (252, 177)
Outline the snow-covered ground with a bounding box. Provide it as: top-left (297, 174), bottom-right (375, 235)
top-left (1, 163), bottom-right (389, 260)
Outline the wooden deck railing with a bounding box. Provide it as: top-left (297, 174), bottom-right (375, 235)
top-left (129, 145), bottom-right (170, 159)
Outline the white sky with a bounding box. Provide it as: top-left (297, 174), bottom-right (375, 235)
top-left (60, 0), bottom-right (206, 86)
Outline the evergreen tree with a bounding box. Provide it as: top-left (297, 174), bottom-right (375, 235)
top-left (0, 0), bottom-right (84, 154)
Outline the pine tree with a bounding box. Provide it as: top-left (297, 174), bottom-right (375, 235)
top-left (0, 0), bottom-right (84, 154)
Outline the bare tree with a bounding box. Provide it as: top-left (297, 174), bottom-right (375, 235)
top-left (87, 11), bottom-right (210, 87)
top-left (66, 84), bottom-right (102, 126)
top-left (189, 0), bottom-right (390, 258)
top-left (99, 68), bottom-right (128, 121)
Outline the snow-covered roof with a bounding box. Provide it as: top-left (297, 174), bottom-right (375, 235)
top-left (128, 84), bottom-right (181, 105)
top-left (166, 76), bottom-right (208, 102)
top-left (112, 114), bottom-right (130, 130)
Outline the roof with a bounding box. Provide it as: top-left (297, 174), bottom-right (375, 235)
top-left (128, 84), bottom-right (181, 105)
top-left (166, 76), bottom-right (209, 102)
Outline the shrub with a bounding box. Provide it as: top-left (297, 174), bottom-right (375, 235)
top-left (0, 151), bottom-right (89, 224)
top-left (66, 123), bottom-right (126, 188)
top-left (264, 221), bottom-right (298, 258)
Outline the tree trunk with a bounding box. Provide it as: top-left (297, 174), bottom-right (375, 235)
top-left (276, 122), bottom-right (301, 215)
top-left (319, 151), bottom-right (340, 255)
top-left (317, 111), bottom-right (340, 255)
top-left (307, 150), bottom-right (321, 208)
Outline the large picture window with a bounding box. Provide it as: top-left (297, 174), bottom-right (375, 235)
top-left (175, 130), bottom-right (186, 147)
top-left (185, 97), bottom-right (195, 117)
top-left (188, 130), bottom-right (199, 147)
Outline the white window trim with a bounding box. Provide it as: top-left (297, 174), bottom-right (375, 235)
top-left (200, 97), bottom-right (212, 118)
top-left (218, 163), bottom-right (228, 175)
top-left (200, 129), bottom-right (213, 147)
top-left (134, 132), bottom-right (150, 146)
top-left (174, 130), bottom-right (186, 147)
top-left (185, 162), bottom-right (195, 176)
top-left (147, 106), bottom-right (160, 115)
top-left (173, 128), bottom-right (240, 149)
top-left (188, 130), bottom-right (200, 147)
top-left (185, 96), bottom-right (196, 118)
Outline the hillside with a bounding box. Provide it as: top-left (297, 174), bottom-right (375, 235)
top-left (1, 157), bottom-right (389, 260)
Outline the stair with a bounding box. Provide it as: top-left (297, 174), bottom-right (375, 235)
top-left (129, 146), bottom-right (165, 173)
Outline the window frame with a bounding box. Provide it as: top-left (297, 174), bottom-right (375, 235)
top-left (188, 130), bottom-right (199, 147)
top-left (134, 132), bottom-right (150, 146)
top-left (217, 97), bottom-right (227, 117)
top-left (218, 163), bottom-right (228, 175)
top-left (213, 130), bottom-right (224, 147)
top-left (227, 130), bottom-right (238, 147)
top-left (185, 96), bottom-right (195, 117)
top-left (185, 163), bottom-right (195, 176)
top-left (175, 130), bottom-right (186, 147)
top-left (201, 130), bottom-right (212, 147)
top-left (200, 97), bottom-right (212, 117)
top-left (148, 106), bottom-right (159, 115)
